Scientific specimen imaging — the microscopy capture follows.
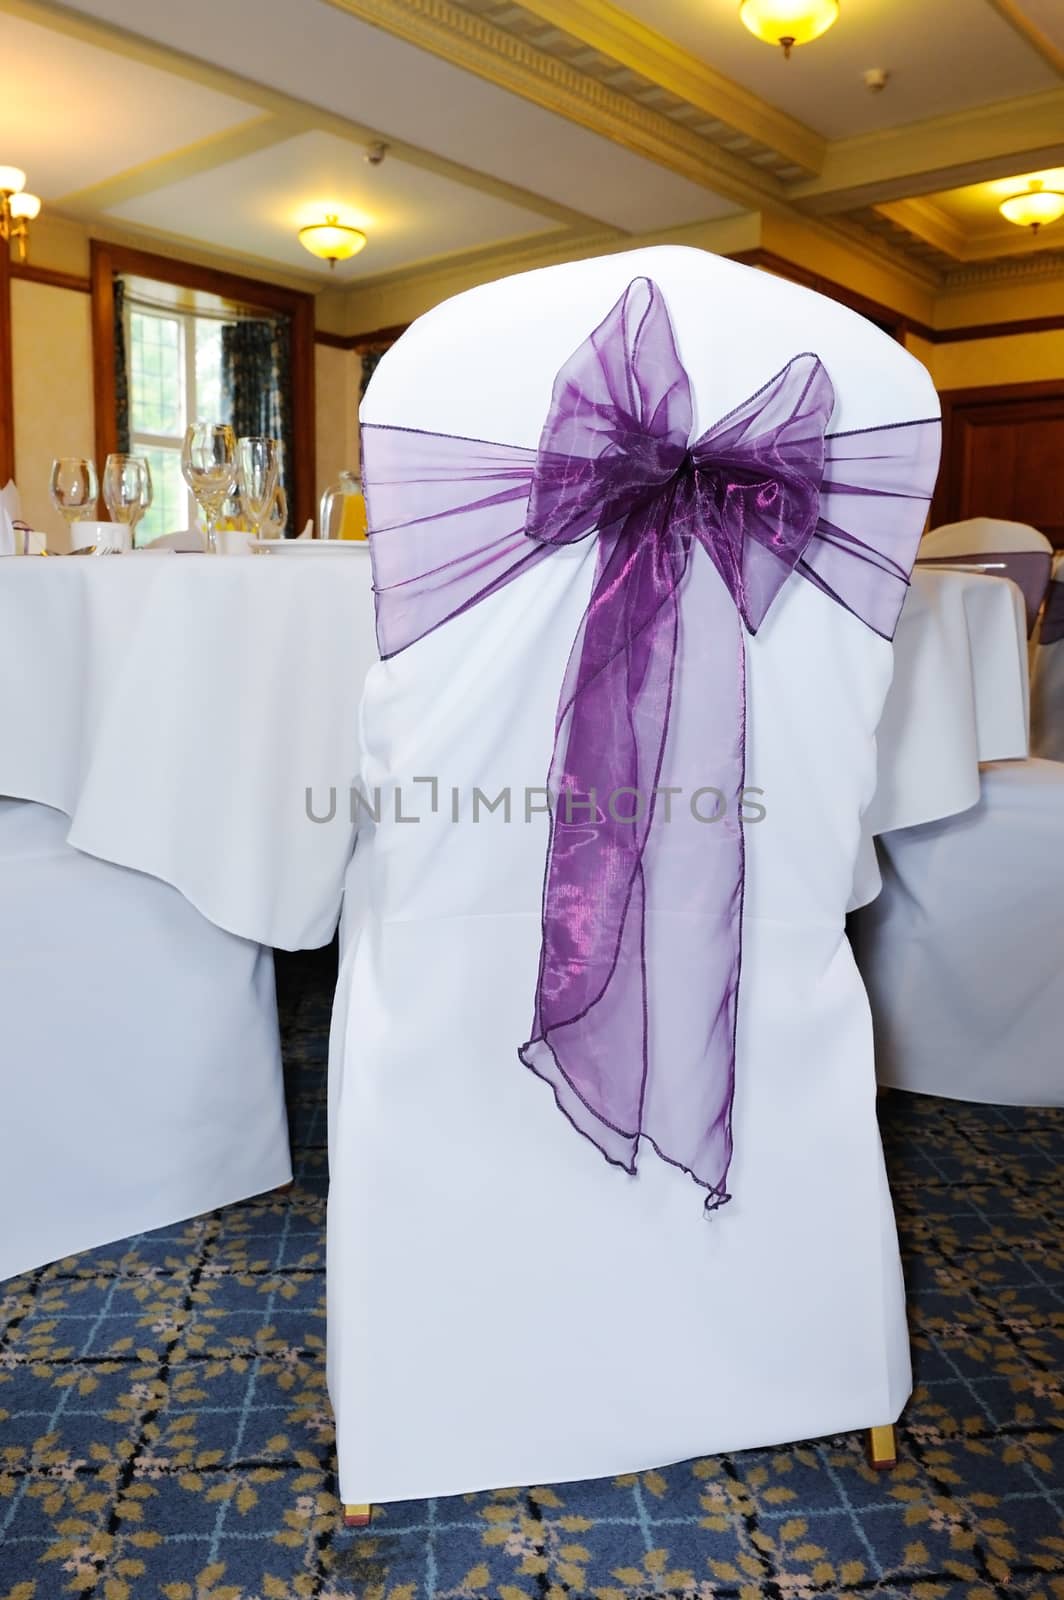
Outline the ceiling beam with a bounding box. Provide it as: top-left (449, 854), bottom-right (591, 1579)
top-left (983, 0), bottom-right (1064, 77)
top-left (56, 115), bottom-right (304, 215)
top-left (874, 199), bottom-right (968, 258)
top-left (509, 0), bottom-right (825, 175)
top-left (321, 0), bottom-right (790, 212)
top-left (788, 88), bottom-right (1064, 213)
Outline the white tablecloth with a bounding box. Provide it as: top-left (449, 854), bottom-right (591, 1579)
top-left (0, 551), bottom-right (377, 948)
top-left (866, 567), bottom-right (1029, 835)
top-left (0, 556), bottom-right (1028, 946)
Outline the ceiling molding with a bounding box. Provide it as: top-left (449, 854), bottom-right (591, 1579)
top-left (5, 0), bottom-right (598, 230)
top-left (55, 115), bottom-right (303, 215)
top-left (321, 0), bottom-right (789, 211)
top-left (789, 88), bottom-right (1064, 213)
top-left (942, 250), bottom-right (1064, 288)
top-left (875, 198), bottom-right (968, 259)
top-left (983, 0), bottom-right (1064, 77)
top-left (475, 0), bottom-right (825, 175)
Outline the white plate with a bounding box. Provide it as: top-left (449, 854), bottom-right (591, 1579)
top-left (249, 539), bottom-right (369, 554)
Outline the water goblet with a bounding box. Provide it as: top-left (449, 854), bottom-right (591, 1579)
top-left (236, 436), bottom-right (280, 544)
top-left (49, 457), bottom-right (98, 539)
top-left (102, 454), bottom-right (152, 552)
top-left (181, 424), bottom-right (237, 555)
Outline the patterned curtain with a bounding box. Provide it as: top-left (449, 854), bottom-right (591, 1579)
top-left (221, 318), bottom-right (295, 521)
top-left (359, 348), bottom-right (386, 401)
top-left (114, 276), bottom-right (131, 454)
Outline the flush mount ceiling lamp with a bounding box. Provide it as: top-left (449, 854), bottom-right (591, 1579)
top-left (297, 214), bottom-right (367, 270)
top-left (0, 166), bottom-right (42, 262)
top-left (998, 179), bottom-right (1064, 235)
top-left (739, 0), bottom-right (839, 57)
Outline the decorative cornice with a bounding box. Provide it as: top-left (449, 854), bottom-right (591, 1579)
top-left (943, 251), bottom-right (1064, 289)
top-left (475, 0), bottom-right (824, 175)
top-left (321, 0), bottom-right (788, 211)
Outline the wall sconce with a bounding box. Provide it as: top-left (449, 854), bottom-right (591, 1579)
top-left (0, 167), bottom-right (42, 262)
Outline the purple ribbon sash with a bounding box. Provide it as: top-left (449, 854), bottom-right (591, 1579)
top-left (364, 277), bottom-right (940, 1208)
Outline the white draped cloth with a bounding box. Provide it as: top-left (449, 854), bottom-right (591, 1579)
top-left (0, 551), bottom-right (377, 948)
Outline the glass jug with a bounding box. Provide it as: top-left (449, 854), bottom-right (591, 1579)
top-left (319, 470), bottom-right (367, 541)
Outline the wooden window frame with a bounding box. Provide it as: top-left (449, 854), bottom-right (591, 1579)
top-left (90, 240), bottom-right (316, 534)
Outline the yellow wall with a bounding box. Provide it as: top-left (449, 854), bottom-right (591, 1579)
top-left (315, 343), bottom-right (362, 511)
top-left (931, 330), bottom-right (1064, 390)
top-left (11, 280), bottom-right (95, 551)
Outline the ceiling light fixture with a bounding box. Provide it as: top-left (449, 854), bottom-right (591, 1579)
top-left (998, 179), bottom-right (1064, 235)
top-left (738, 0), bottom-right (839, 57)
top-left (0, 166), bottom-right (42, 262)
top-left (297, 215), bottom-right (367, 269)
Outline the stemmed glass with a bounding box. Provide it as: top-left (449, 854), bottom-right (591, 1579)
top-left (236, 436), bottom-right (280, 544)
top-left (262, 482), bottom-right (288, 541)
top-left (181, 424), bottom-right (237, 555)
top-left (49, 457), bottom-right (98, 537)
top-left (102, 454), bottom-right (152, 551)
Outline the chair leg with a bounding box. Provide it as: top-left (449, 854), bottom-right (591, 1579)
top-left (867, 1424), bottom-right (898, 1470)
top-left (344, 1504), bottom-right (372, 1528)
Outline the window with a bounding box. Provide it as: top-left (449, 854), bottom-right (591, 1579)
top-left (92, 242), bottom-right (316, 539)
top-left (127, 304), bottom-right (225, 542)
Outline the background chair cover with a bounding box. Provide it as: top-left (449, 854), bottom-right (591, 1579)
top-left (853, 760), bottom-right (1064, 1106)
top-left (919, 518), bottom-right (1053, 635)
top-left (0, 800), bottom-right (290, 1280)
top-left (327, 245), bottom-right (939, 1505)
top-left (1031, 557), bottom-right (1064, 762)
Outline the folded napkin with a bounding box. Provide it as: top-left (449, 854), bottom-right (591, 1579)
top-left (141, 528), bottom-right (205, 552)
top-left (0, 481), bottom-right (20, 555)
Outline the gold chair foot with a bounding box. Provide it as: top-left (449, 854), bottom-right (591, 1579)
top-left (867, 1423), bottom-right (898, 1470)
top-left (343, 1503), bottom-right (372, 1528)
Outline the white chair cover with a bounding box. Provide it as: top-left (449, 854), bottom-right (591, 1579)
top-left (327, 246), bottom-right (939, 1505)
top-left (0, 800), bottom-right (290, 1280)
top-left (1031, 557), bottom-right (1064, 762)
top-left (922, 517), bottom-right (1054, 557)
top-left (853, 760), bottom-right (1064, 1107)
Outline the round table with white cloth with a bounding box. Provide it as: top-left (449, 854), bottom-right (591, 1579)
top-left (0, 547), bottom-right (377, 949)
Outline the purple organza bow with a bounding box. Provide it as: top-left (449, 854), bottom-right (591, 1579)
top-left (364, 277), bottom-right (940, 1209)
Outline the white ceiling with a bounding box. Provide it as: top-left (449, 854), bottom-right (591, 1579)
top-left (0, 10), bottom-right (261, 198)
top-left (106, 129), bottom-right (561, 280)
top-left (47, 0), bottom-right (735, 235)
top-left (618, 0), bottom-right (1057, 140)
top-left (5, 0), bottom-right (1063, 288)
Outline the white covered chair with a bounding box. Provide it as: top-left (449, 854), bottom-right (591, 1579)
top-left (0, 799), bottom-right (290, 1281)
top-left (853, 759), bottom-right (1064, 1106)
top-left (918, 517), bottom-right (1053, 636)
top-left (1031, 558), bottom-right (1064, 762)
top-left (327, 245), bottom-right (940, 1515)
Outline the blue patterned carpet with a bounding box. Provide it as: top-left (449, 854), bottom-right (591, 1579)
top-left (1, 949), bottom-right (1061, 1600)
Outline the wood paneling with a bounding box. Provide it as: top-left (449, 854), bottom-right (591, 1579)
top-left (12, 263), bottom-right (91, 295)
top-left (90, 241), bottom-right (317, 535)
top-left (0, 243), bottom-right (13, 485)
top-left (934, 380), bottom-right (1064, 547)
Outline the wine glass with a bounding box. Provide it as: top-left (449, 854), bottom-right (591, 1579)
top-left (236, 436), bottom-right (279, 543)
top-left (49, 457), bottom-right (98, 537)
top-left (181, 423), bottom-right (237, 555)
top-left (262, 481), bottom-right (288, 541)
top-left (102, 454), bottom-right (152, 551)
